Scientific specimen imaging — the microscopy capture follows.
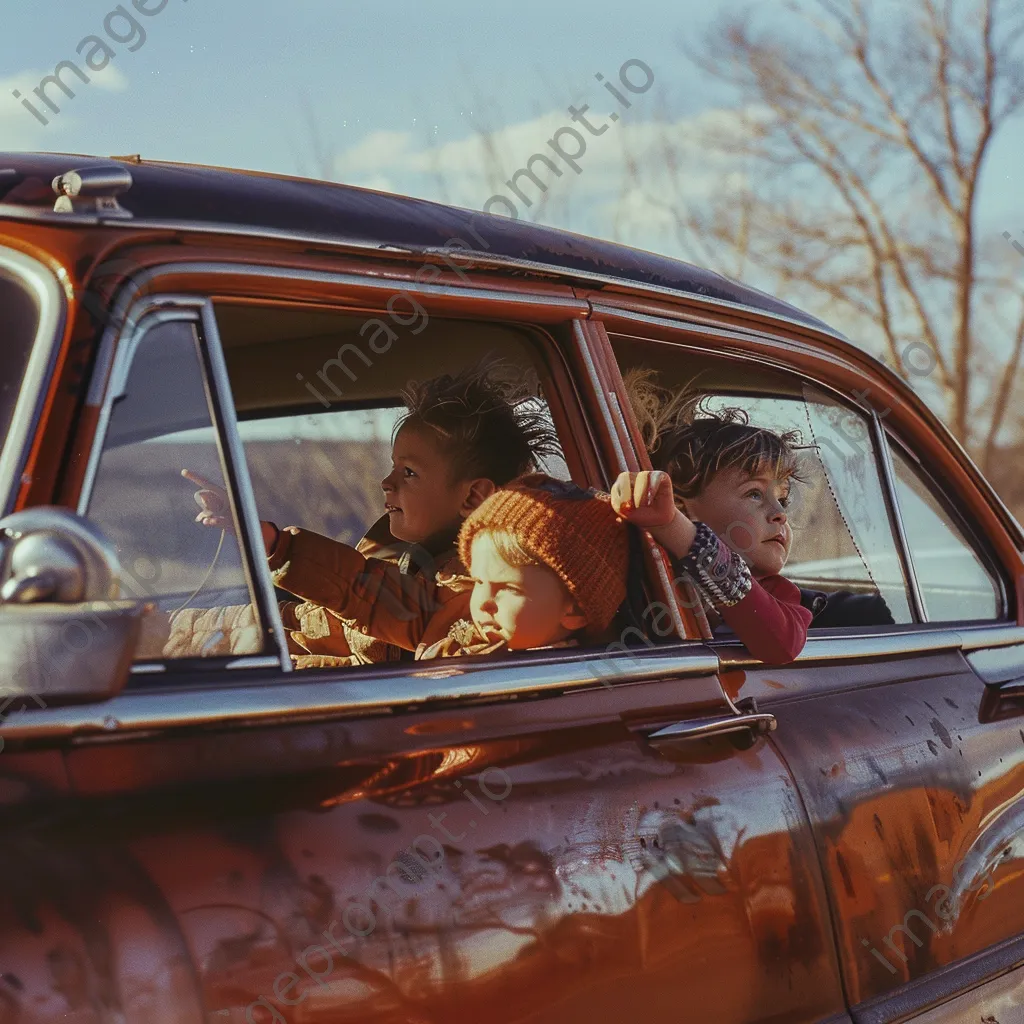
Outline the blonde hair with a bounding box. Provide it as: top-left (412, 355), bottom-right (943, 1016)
top-left (472, 526), bottom-right (546, 571)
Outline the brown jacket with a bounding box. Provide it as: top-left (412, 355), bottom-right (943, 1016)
top-left (268, 525), bottom-right (493, 659)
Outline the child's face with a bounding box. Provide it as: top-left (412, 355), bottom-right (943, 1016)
top-left (684, 466), bottom-right (793, 578)
top-left (467, 533), bottom-right (582, 650)
top-left (381, 423), bottom-right (475, 544)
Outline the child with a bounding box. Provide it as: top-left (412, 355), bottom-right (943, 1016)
top-left (268, 474), bottom-right (628, 659)
top-left (177, 363), bottom-right (561, 666)
top-left (612, 383), bottom-right (811, 665)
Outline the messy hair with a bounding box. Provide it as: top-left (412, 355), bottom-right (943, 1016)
top-left (397, 360), bottom-right (562, 486)
top-left (625, 368), bottom-right (804, 500)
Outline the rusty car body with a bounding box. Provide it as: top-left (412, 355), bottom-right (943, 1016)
top-left (1, 152), bottom-right (1024, 1023)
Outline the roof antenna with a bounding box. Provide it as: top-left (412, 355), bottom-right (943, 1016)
top-left (52, 166), bottom-right (133, 218)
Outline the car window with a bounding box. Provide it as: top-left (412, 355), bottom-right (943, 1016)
top-left (83, 318), bottom-right (265, 659)
top-left (609, 336), bottom-right (917, 630)
top-left (888, 442), bottom-right (1002, 622)
top-left (117, 301), bottom-right (641, 673)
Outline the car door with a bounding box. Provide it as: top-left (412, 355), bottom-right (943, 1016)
top-left (0, 254), bottom-right (849, 1024)
top-left (604, 312), bottom-right (1024, 1023)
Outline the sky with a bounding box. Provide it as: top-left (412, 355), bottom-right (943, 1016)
top-left (2, 0), bottom-right (1022, 298)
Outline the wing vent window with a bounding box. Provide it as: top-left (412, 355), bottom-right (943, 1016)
top-left (84, 318), bottom-right (265, 659)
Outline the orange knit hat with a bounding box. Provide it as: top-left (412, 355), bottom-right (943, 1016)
top-left (458, 474), bottom-right (629, 634)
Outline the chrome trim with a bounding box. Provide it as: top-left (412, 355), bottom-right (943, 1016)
top-left (77, 302), bottom-right (199, 515)
top-left (593, 302), bottom-right (849, 359)
top-left (0, 203), bottom-right (842, 341)
top-left (198, 300), bottom-right (292, 671)
top-left (0, 648), bottom-right (721, 743)
top-left (572, 320), bottom-right (627, 479)
top-left (872, 410), bottom-right (927, 621)
top-left (700, 624), bottom-right (1024, 667)
top-left (715, 629), bottom-right (965, 667)
top-left (957, 624), bottom-right (1024, 651)
top-left (0, 247), bottom-right (67, 516)
top-left (223, 655), bottom-right (283, 670)
top-left (107, 260), bottom-right (588, 313)
top-left (647, 711), bottom-right (776, 742)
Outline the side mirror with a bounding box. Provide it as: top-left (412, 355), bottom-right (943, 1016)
top-left (0, 508), bottom-right (144, 705)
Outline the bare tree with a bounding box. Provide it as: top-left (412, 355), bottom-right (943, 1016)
top-left (626, 0), bottom-right (1024, 469)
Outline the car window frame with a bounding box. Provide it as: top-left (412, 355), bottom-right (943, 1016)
top-left (600, 314), bottom-right (1019, 664)
top-left (0, 245), bottom-right (67, 516)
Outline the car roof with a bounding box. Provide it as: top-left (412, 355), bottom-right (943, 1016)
top-left (0, 151), bottom-right (831, 332)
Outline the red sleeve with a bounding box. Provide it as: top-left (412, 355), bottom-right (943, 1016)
top-left (718, 574), bottom-right (812, 665)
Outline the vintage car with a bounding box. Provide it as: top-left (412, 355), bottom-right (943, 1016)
top-left (1, 152), bottom-right (1023, 1024)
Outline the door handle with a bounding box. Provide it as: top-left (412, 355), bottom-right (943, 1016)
top-left (641, 698), bottom-right (777, 751)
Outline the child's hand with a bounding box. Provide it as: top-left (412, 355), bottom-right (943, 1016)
top-left (611, 470), bottom-right (677, 529)
top-left (182, 469), bottom-right (235, 533)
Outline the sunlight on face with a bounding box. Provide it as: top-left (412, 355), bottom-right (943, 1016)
top-left (468, 532), bottom-right (580, 650)
top-left (684, 466), bottom-right (793, 578)
top-left (380, 423), bottom-right (470, 544)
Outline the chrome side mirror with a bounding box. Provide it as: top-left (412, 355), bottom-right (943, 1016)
top-left (0, 507), bottom-right (120, 604)
top-left (0, 508), bottom-right (142, 707)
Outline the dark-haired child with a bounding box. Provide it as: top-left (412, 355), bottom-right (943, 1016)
top-left (612, 385), bottom-right (812, 665)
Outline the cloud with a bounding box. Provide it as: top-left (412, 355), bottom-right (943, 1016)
top-left (0, 64), bottom-right (129, 149)
top-left (90, 65), bottom-right (130, 92)
top-left (0, 72), bottom-right (53, 149)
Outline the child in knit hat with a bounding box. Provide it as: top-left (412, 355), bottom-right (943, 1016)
top-left (422, 474), bottom-right (629, 658)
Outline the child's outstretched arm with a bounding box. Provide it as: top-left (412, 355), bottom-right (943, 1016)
top-left (611, 471), bottom-right (810, 665)
top-left (181, 471), bottom-right (452, 650)
top-left (265, 526), bottom-right (458, 652)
